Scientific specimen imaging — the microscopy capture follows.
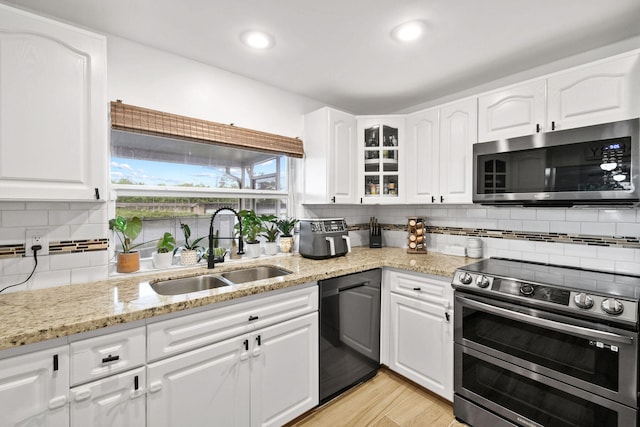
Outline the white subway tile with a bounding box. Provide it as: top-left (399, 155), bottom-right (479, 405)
top-left (466, 208), bottom-right (488, 219)
top-left (3, 256), bottom-right (50, 275)
top-left (48, 225), bottom-right (71, 242)
top-left (0, 227), bottom-right (26, 245)
top-left (598, 209), bottom-right (636, 223)
top-left (510, 209), bottom-right (537, 220)
top-left (580, 222), bottom-right (615, 236)
top-left (521, 251), bottom-right (549, 264)
top-left (596, 246), bottom-right (635, 262)
top-left (549, 221), bottom-right (581, 235)
top-left (71, 224), bottom-right (107, 240)
top-left (523, 221), bottom-right (550, 233)
top-left (27, 202), bottom-right (69, 210)
top-left (49, 210), bottom-right (90, 226)
top-left (495, 249), bottom-right (521, 259)
top-left (616, 222), bottom-right (640, 237)
top-left (580, 258), bottom-right (615, 272)
top-left (566, 209), bottom-right (598, 222)
top-left (447, 208), bottom-right (467, 218)
top-left (565, 244), bottom-right (598, 258)
top-left (537, 209), bottom-right (565, 221)
top-left (49, 252), bottom-right (92, 270)
top-left (497, 219), bottom-right (522, 231)
top-left (69, 202), bottom-right (104, 210)
top-left (71, 265), bottom-right (109, 285)
top-left (88, 251), bottom-right (109, 266)
top-left (28, 270), bottom-right (71, 291)
top-left (0, 202), bottom-right (26, 211)
top-left (549, 255), bottom-right (581, 268)
top-left (509, 240), bottom-right (536, 252)
top-left (615, 261), bottom-right (640, 275)
top-left (2, 210), bottom-right (48, 227)
top-left (486, 208), bottom-right (511, 219)
top-left (534, 242), bottom-right (564, 255)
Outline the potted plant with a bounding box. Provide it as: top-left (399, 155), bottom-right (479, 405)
top-left (109, 216), bottom-right (143, 273)
top-left (275, 217), bottom-right (298, 253)
top-left (236, 209), bottom-right (265, 258)
top-left (175, 222), bottom-right (206, 265)
top-left (152, 232), bottom-right (176, 269)
top-left (211, 230), bottom-right (227, 263)
top-left (261, 216), bottom-right (279, 256)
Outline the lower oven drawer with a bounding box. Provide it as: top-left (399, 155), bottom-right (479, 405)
top-left (455, 344), bottom-right (636, 427)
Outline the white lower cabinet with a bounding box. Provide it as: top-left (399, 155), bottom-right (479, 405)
top-left (385, 270), bottom-right (453, 401)
top-left (148, 312), bottom-right (318, 427)
top-left (70, 366), bottom-right (145, 427)
top-left (0, 345), bottom-right (69, 426)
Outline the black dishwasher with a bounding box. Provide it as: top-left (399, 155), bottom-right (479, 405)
top-left (319, 268), bottom-right (381, 403)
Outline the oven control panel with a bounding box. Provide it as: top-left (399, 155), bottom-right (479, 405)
top-left (452, 269), bottom-right (638, 325)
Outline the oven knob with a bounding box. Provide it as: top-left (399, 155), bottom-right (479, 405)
top-left (602, 298), bottom-right (624, 316)
top-left (574, 293), bottom-right (594, 309)
top-left (459, 272), bottom-right (473, 285)
top-left (476, 275), bottom-right (490, 288)
top-left (520, 283), bottom-right (534, 296)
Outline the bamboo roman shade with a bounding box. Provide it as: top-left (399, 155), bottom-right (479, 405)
top-left (110, 101), bottom-right (304, 158)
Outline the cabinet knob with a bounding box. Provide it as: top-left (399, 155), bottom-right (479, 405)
top-left (551, 121), bottom-right (556, 131)
top-left (536, 123), bottom-right (541, 133)
top-left (149, 381), bottom-right (163, 393)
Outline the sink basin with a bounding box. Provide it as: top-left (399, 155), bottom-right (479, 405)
top-left (150, 275), bottom-right (232, 295)
top-left (220, 266), bottom-right (291, 284)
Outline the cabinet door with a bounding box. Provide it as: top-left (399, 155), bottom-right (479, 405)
top-left (548, 54), bottom-right (640, 131)
top-left (359, 117), bottom-right (404, 204)
top-left (70, 367), bottom-right (145, 427)
top-left (388, 293), bottom-right (452, 401)
top-left (439, 98), bottom-right (477, 204)
top-left (329, 109), bottom-right (358, 204)
top-left (405, 108), bottom-right (440, 204)
top-left (478, 80), bottom-right (546, 142)
top-left (147, 336), bottom-right (250, 427)
top-left (251, 312), bottom-right (318, 427)
top-left (0, 4), bottom-right (107, 201)
top-left (0, 345), bottom-right (69, 427)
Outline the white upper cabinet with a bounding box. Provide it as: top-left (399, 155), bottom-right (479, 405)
top-left (438, 98), bottom-right (477, 204)
top-left (547, 53), bottom-right (640, 131)
top-left (479, 52), bottom-right (640, 142)
top-left (478, 80), bottom-right (546, 142)
top-left (304, 107), bottom-right (358, 204)
top-left (358, 116), bottom-right (404, 204)
top-left (0, 4), bottom-right (107, 201)
top-left (405, 108), bottom-right (440, 204)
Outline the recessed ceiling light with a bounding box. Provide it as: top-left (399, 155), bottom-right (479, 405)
top-left (391, 20), bottom-right (426, 43)
top-left (240, 31), bottom-right (274, 49)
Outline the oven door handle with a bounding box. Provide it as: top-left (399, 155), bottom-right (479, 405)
top-left (461, 296), bottom-right (635, 345)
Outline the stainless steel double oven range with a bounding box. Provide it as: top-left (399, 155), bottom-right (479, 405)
top-left (452, 258), bottom-right (640, 427)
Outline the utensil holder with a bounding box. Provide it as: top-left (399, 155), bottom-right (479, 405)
top-left (369, 232), bottom-right (382, 248)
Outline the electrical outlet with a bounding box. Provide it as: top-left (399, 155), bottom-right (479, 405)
top-left (25, 228), bottom-right (49, 257)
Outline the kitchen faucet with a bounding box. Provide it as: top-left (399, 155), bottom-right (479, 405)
top-left (208, 207), bottom-right (244, 269)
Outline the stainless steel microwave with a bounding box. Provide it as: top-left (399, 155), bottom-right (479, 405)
top-left (473, 118), bottom-right (639, 206)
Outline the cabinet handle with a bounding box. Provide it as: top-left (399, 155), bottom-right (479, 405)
top-left (149, 381), bottom-right (163, 393)
top-left (248, 315), bottom-right (259, 321)
top-left (102, 354), bottom-right (120, 363)
top-left (431, 196), bottom-right (435, 203)
top-left (413, 287), bottom-right (421, 291)
top-left (536, 123), bottom-right (541, 133)
top-left (244, 339), bottom-right (249, 351)
top-left (331, 196), bottom-right (336, 203)
top-left (134, 375), bottom-right (139, 391)
top-left (94, 188), bottom-right (100, 200)
top-left (551, 121), bottom-right (556, 131)
top-left (440, 196), bottom-right (444, 203)
top-left (53, 354), bottom-right (59, 372)
top-left (256, 335), bottom-right (261, 346)
top-left (445, 312), bottom-right (451, 322)
top-left (360, 197), bottom-right (363, 204)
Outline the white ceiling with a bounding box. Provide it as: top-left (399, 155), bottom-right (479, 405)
top-left (5, 0), bottom-right (640, 114)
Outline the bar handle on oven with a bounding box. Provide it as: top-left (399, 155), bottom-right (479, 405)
top-left (460, 296), bottom-right (635, 345)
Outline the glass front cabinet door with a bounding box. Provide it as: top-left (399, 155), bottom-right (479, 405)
top-left (358, 117), bottom-right (404, 203)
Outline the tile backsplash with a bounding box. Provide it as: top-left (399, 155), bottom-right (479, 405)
top-left (300, 204), bottom-right (640, 275)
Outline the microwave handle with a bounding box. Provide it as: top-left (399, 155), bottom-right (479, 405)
top-left (460, 295), bottom-right (634, 345)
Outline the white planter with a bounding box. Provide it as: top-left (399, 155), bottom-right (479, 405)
top-left (245, 243), bottom-right (261, 258)
top-left (264, 241), bottom-right (278, 256)
top-left (152, 251), bottom-right (174, 269)
top-left (279, 236), bottom-right (294, 253)
top-left (180, 249), bottom-right (199, 266)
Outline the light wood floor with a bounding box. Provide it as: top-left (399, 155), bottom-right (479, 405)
top-left (287, 368), bottom-right (467, 427)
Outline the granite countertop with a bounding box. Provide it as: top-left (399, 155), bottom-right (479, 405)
top-left (0, 247), bottom-right (472, 351)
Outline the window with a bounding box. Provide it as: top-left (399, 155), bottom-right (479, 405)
top-left (110, 130), bottom-right (291, 256)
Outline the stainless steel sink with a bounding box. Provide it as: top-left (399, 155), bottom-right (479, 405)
top-left (150, 275), bottom-right (232, 295)
top-left (220, 266), bottom-right (291, 284)
top-left (150, 266), bottom-right (292, 295)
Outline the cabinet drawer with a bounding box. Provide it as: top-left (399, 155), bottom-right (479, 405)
top-left (70, 327), bottom-right (145, 386)
top-left (147, 285), bottom-right (318, 362)
top-left (385, 269), bottom-right (452, 304)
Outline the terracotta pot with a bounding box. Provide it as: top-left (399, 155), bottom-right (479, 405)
top-left (152, 251), bottom-right (174, 269)
top-left (245, 242), bottom-right (261, 258)
top-left (180, 249), bottom-right (199, 266)
top-left (264, 241), bottom-right (278, 256)
top-left (117, 252), bottom-right (140, 273)
top-left (279, 236), bottom-right (294, 253)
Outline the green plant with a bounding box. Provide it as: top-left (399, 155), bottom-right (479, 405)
top-left (109, 216), bottom-right (143, 253)
top-left (275, 217), bottom-right (299, 237)
top-left (235, 210), bottom-right (268, 244)
top-left (176, 222), bottom-right (206, 253)
top-left (156, 232), bottom-right (176, 254)
top-left (262, 221), bottom-right (280, 242)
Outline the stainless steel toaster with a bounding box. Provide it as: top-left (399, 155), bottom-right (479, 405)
top-left (298, 218), bottom-right (351, 259)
